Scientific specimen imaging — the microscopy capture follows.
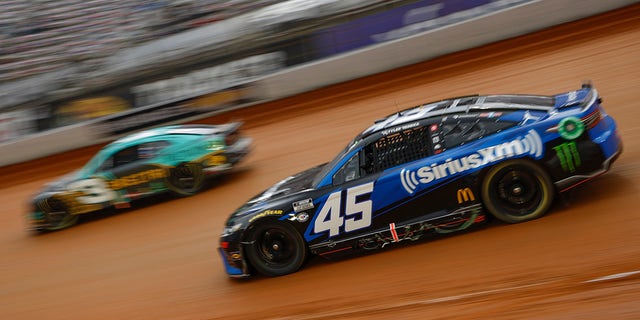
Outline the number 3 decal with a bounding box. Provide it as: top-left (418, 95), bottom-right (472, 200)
top-left (67, 178), bottom-right (117, 204)
top-left (313, 182), bottom-right (374, 237)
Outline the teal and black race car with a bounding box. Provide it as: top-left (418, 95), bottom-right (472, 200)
top-left (29, 122), bottom-right (251, 232)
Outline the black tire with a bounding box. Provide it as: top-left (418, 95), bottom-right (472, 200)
top-left (166, 163), bottom-right (205, 196)
top-left (244, 221), bottom-right (307, 277)
top-left (39, 197), bottom-right (79, 231)
top-left (481, 159), bottom-right (555, 223)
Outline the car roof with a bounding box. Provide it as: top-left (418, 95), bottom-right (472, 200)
top-left (78, 124), bottom-right (221, 176)
top-left (96, 124), bottom-right (221, 156)
top-left (109, 124), bottom-right (222, 145)
top-left (360, 94), bottom-right (554, 139)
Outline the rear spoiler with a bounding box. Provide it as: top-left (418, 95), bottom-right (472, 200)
top-left (212, 121), bottom-right (243, 135)
top-left (556, 81), bottom-right (600, 111)
top-left (166, 122), bottom-right (243, 136)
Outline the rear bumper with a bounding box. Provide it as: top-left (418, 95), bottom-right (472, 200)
top-left (555, 141), bottom-right (622, 192)
top-left (203, 137), bottom-right (252, 174)
top-left (227, 137), bottom-right (252, 164)
top-left (590, 115), bottom-right (621, 159)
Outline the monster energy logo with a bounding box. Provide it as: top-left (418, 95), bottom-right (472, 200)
top-left (553, 141), bottom-right (581, 172)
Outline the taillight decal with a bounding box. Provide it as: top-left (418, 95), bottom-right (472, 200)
top-left (546, 109), bottom-right (601, 139)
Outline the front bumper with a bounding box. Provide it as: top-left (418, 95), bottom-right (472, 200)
top-left (27, 211), bottom-right (48, 231)
top-left (218, 247), bottom-right (250, 278)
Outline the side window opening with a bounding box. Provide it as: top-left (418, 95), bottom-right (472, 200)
top-left (100, 141), bottom-right (169, 171)
top-left (113, 146), bottom-right (139, 168)
top-left (138, 141), bottom-right (169, 159)
top-left (368, 125), bottom-right (431, 173)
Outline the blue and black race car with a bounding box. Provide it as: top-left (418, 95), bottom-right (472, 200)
top-left (219, 82), bottom-right (621, 277)
top-left (29, 122), bottom-right (251, 232)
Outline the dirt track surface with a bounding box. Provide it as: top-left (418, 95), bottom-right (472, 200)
top-left (2, 5), bottom-right (640, 319)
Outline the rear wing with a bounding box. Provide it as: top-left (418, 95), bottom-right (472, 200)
top-left (166, 122), bottom-right (244, 136)
top-left (555, 81), bottom-right (601, 111)
top-left (214, 121), bottom-right (243, 135)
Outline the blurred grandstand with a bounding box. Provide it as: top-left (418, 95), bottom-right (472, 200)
top-left (0, 0), bottom-right (280, 83)
top-left (0, 0), bottom-right (542, 145)
top-left (0, 0), bottom-right (635, 165)
top-left (0, 0), bottom-right (399, 135)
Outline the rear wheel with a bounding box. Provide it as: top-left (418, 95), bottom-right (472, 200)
top-left (244, 221), bottom-right (307, 277)
top-left (166, 163), bottom-right (205, 196)
top-left (481, 159), bottom-right (555, 223)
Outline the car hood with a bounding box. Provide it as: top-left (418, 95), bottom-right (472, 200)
top-left (234, 164), bottom-right (325, 215)
top-left (38, 170), bottom-right (81, 194)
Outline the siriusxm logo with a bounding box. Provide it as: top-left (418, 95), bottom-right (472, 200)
top-left (401, 129), bottom-right (543, 194)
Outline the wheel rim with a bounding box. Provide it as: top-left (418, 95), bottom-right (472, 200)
top-left (40, 198), bottom-right (78, 230)
top-left (255, 226), bottom-right (297, 267)
top-left (169, 164), bottom-right (203, 193)
top-left (491, 166), bottom-right (542, 216)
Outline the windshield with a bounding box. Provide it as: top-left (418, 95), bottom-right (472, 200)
top-left (77, 147), bottom-right (113, 177)
top-left (311, 137), bottom-right (362, 187)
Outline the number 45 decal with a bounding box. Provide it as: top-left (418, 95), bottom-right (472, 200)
top-left (313, 182), bottom-right (374, 237)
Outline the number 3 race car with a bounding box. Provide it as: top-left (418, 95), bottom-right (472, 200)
top-left (219, 82), bottom-right (622, 277)
top-left (29, 123), bottom-right (251, 232)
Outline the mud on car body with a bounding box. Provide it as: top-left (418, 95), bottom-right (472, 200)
top-left (29, 122), bottom-right (251, 231)
top-left (219, 82), bottom-right (621, 277)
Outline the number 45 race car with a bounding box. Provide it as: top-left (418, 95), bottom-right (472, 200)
top-left (29, 122), bottom-right (251, 232)
top-left (219, 82), bottom-right (622, 277)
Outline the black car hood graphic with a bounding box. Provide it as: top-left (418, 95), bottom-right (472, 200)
top-left (234, 164), bottom-right (325, 216)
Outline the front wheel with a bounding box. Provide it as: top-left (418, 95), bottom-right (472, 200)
top-left (37, 197), bottom-right (79, 231)
top-left (481, 159), bottom-right (555, 223)
top-left (244, 221), bottom-right (307, 277)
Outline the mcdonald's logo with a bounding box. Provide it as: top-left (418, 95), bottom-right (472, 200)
top-left (457, 188), bottom-right (475, 204)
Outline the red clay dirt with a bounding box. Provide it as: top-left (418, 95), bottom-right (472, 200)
top-left (1, 5), bottom-right (640, 320)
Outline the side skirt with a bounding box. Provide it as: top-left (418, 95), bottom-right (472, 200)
top-left (310, 204), bottom-right (485, 258)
